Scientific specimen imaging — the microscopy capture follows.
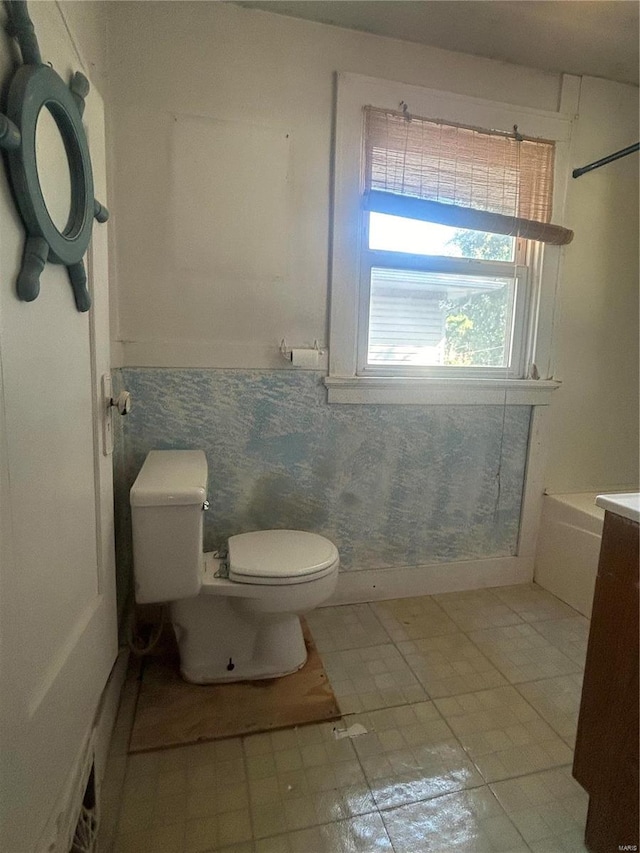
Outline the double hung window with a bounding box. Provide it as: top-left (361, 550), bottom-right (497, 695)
top-left (328, 74), bottom-right (574, 404)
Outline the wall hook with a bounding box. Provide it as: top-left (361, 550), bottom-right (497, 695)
top-left (279, 338), bottom-right (291, 361)
top-left (400, 101), bottom-right (412, 122)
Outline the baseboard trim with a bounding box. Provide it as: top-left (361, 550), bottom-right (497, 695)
top-left (94, 648), bottom-right (130, 785)
top-left (326, 555), bottom-right (532, 605)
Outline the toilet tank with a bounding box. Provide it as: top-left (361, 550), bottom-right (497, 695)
top-left (130, 450), bottom-right (208, 603)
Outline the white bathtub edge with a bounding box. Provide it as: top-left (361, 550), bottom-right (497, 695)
top-left (534, 492), bottom-right (606, 617)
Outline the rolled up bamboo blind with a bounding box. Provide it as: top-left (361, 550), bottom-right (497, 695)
top-left (364, 107), bottom-right (573, 246)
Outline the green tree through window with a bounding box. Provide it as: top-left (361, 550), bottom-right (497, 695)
top-left (441, 231), bottom-right (514, 366)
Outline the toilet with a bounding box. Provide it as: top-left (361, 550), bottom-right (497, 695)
top-left (130, 449), bottom-right (340, 683)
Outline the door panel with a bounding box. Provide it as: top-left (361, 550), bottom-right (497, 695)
top-left (0, 5), bottom-right (116, 850)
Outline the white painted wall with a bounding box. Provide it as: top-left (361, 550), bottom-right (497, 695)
top-left (546, 77), bottom-right (639, 493)
top-left (107, 1), bottom-right (561, 368)
top-left (107, 3), bottom-right (638, 501)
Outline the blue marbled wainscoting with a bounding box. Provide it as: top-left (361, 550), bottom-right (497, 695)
top-left (114, 369), bottom-right (531, 593)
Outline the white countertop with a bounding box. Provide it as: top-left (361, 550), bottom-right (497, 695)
top-left (595, 492), bottom-right (640, 524)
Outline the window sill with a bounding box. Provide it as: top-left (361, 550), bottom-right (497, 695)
top-left (324, 376), bottom-right (561, 405)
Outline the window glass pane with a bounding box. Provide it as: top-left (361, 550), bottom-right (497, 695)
top-left (368, 267), bottom-right (515, 367)
top-left (369, 212), bottom-right (515, 261)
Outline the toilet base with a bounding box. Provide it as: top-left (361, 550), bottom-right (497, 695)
top-left (170, 595), bottom-right (308, 684)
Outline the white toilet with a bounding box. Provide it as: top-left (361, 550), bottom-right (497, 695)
top-left (130, 449), bottom-right (340, 683)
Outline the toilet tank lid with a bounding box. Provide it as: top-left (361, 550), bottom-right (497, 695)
top-left (228, 530), bottom-right (339, 580)
top-left (130, 450), bottom-right (208, 507)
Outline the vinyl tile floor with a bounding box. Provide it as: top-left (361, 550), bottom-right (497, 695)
top-left (98, 583), bottom-right (590, 853)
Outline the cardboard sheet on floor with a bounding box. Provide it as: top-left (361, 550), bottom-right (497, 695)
top-left (128, 620), bottom-right (341, 752)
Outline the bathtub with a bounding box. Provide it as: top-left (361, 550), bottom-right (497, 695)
top-left (534, 492), bottom-right (605, 617)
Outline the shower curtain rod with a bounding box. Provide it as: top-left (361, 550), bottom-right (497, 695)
top-left (572, 142), bottom-right (639, 178)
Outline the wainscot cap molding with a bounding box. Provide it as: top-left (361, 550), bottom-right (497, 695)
top-left (324, 377), bottom-right (561, 405)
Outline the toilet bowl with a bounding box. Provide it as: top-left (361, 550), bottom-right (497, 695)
top-left (130, 450), bottom-right (339, 683)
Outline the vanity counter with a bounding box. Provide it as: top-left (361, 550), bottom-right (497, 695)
top-left (595, 491), bottom-right (640, 524)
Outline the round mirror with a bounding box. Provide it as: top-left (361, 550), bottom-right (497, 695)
top-left (35, 103), bottom-right (72, 233)
top-left (4, 59), bottom-right (107, 311)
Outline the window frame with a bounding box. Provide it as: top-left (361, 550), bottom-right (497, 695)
top-left (357, 216), bottom-right (530, 379)
top-left (327, 73), bottom-right (575, 405)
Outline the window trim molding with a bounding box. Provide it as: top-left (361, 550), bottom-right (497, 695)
top-left (328, 72), bottom-right (576, 403)
top-left (324, 375), bottom-right (560, 405)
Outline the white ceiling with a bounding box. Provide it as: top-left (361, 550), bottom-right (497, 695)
top-left (235, 1), bottom-right (639, 86)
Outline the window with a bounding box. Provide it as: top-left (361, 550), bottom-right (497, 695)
top-left (362, 214), bottom-right (526, 375)
top-left (328, 74), bottom-right (575, 404)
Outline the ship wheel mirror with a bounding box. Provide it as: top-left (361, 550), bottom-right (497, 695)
top-left (0, 1), bottom-right (109, 312)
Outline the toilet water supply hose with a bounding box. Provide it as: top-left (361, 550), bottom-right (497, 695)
top-left (126, 604), bottom-right (167, 656)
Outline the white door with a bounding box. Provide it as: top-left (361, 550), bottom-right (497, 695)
top-left (0, 6), bottom-right (117, 851)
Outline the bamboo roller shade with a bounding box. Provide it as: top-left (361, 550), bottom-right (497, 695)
top-left (364, 107), bottom-right (573, 246)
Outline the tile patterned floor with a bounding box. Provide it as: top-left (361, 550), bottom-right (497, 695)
top-left (99, 583), bottom-right (589, 853)
top-left (515, 674), bottom-right (584, 748)
top-left (320, 645), bottom-right (428, 713)
top-left (466, 624), bottom-right (581, 684)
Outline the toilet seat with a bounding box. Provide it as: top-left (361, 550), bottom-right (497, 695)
top-left (228, 529), bottom-right (339, 585)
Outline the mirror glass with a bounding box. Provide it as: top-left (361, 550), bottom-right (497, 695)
top-left (35, 104), bottom-right (72, 233)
